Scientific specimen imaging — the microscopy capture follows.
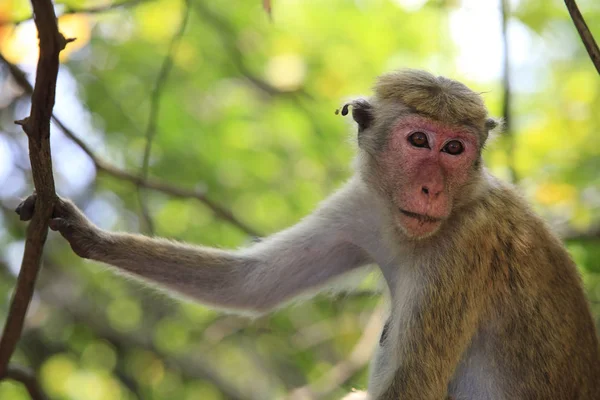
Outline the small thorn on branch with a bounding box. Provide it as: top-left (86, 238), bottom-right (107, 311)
top-left (58, 33), bottom-right (77, 50)
top-left (15, 118), bottom-right (32, 135)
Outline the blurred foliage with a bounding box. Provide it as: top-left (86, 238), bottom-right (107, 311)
top-left (0, 0), bottom-right (599, 399)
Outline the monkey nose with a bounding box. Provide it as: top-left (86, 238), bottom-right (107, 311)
top-left (421, 186), bottom-right (442, 197)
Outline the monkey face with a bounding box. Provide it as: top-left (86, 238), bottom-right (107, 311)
top-left (378, 115), bottom-right (480, 239)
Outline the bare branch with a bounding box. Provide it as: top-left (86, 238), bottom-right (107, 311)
top-left (0, 0), bottom-right (66, 377)
top-left (139, 0), bottom-right (191, 235)
top-left (0, 55), bottom-right (260, 238)
top-left (263, 0), bottom-right (273, 20)
top-left (3, 365), bottom-right (48, 400)
top-left (194, 1), bottom-right (290, 96)
top-left (287, 305), bottom-right (384, 399)
top-left (564, 0), bottom-right (600, 74)
top-left (0, 54), bottom-right (32, 91)
top-left (136, 188), bottom-right (156, 234)
top-left (562, 226), bottom-right (600, 242)
top-left (90, 76), bottom-right (144, 135)
top-left (52, 116), bottom-right (261, 237)
top-left (500, 0), bottom-right (518, 183)
top-left (38, 268), bottom-right (257, 400)
top-left (3, 0), bottom-right (148, 26)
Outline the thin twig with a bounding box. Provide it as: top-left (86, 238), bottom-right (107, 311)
top-left (4, 365), bottom-right (48, 400)
top-left (194, 1), bottom-right (287, 96)
top-left (138, 0), bottom-right (191, 235)
top-left (53, 116), bottom-right (261, 237)
top-left (500, 0), bottom-right (518, 183)
top-left (287, 305), bottom-right (384, 399)
top-left (0, 55), bottom-right (260, 238)
top-left (564, 0), bottom-right (600, 75)
top-left (39, 268), bottom-right (257, 400)
top-left (263, 0), bottom-right (272, 19)
top-left (89, 72), bottom-right (145, 135)
top-left (19, 328), bottom-right (143, 399)
top-left (3, 0), bottom-right (148, 26)
top-left (0, 0), bottom-right (67, 379)
top-left (562, 226), bottom-right (600, 242)
top-left (0, 54), bottom-right (32, 91)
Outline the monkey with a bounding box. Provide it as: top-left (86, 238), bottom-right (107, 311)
top-left (17, 69), bottom-right (600, 399)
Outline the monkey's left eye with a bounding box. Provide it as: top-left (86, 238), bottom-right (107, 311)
top-left (408, 132), bottom-right (429, 148)
top-left (442, 140), bottom-right (464, 155)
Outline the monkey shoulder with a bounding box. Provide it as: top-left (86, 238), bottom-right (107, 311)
top-left (469, 180), bottom-right (600, 385)
top-left (473, 179), bottom-right (556, 247)
top-left (461, 180), bottom-right (590, 320)
top-left (318, 178), bottom-right (385, 233)
top-left (463, 180), bottom-right (574, 278)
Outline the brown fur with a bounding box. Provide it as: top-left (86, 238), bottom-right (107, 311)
top-left (374, 69), bottom-right (490, 130)
top-left (377, 178), bottom-right (600, 399)
top-left (346, 70), bottom-right (599, 399)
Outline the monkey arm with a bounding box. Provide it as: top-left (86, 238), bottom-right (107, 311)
top-left (91, 214), bottom-right (371, 312)
top-left (17, 188), bottom-right (372, 313)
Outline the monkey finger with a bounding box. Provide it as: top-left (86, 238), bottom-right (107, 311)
top-left (15, 193), bottom-right (37, 221)
top-left (51, 198), bottom-right (70, 219)
top-left (48, 218), bottom-right (68, 232)
top-left (52, 198), bottom-right (83, 222)
top-left (15, 202), bottom-right (24, 217)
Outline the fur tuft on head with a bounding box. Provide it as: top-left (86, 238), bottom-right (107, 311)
top-left (374, 69), bottom-right (491, 131)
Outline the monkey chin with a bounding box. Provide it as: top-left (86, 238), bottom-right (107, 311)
top-left (397, 210), bottom-right (443, 240)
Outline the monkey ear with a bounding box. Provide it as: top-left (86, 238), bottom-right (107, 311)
top-left (485, 118), bottom-right (500, 131)
top-left (481, 117), bottom-right (502, 144)
top-left (336, 99), bottom-right (374, 132)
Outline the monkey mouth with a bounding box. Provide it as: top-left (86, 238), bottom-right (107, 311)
top-left (399, 209), bottom-right (442, 223)
top-left (397, 208), bottom-right (444, 238)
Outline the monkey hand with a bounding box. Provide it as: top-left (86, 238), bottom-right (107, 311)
top-left (16, 193), bottom-right (103, 259)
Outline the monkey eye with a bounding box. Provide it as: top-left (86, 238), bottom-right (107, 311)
top-left (408, 132), bottom-right (429, 148)
top-left (442, 140), bottom-right (464, 155)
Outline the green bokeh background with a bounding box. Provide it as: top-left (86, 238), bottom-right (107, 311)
top-left (0, 0), bottom-right (598, 399)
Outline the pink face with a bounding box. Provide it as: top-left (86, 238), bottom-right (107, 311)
top-left (379, 115), bottom-right (480, 239)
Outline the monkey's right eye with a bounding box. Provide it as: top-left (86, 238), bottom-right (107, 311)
top-left (408, 132), bottom-right (429, 148)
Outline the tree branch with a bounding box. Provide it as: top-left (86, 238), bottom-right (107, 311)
top-left (0, 0), bottom-right (67, 381)
top-left (139, 0), bottom-right (191, 235)
top-left (52, 116), bottom-right (261, 237)
top-left (564, 0), bottom-right (600, 74)
top-left (38, 269), bottom-right (257, 400)
top-left (0, 55), bottom-right (260, 238)
top-left (3, 365), bottom-right (48, 400)
top-left (20, 329), bottom-right (144, 398)
top-left (194, 1), bottom-right (290, 96)
top-left (263, 0), bottom-right (273, 20)
top-left (563, 226), bottom-right (600, 242)
top-left (500, 0), bottom-right (518, 183)
top-left (3, 0), bottom-right (148, 26)
top-left (287, 306), bottom-right (384, 399)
